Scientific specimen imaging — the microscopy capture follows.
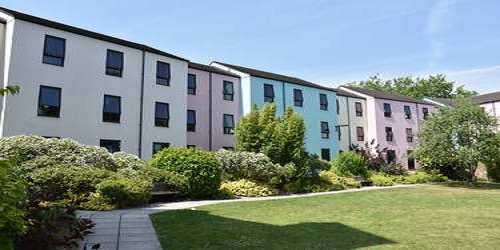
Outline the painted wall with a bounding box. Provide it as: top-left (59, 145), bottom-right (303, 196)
top-left (480, 101), bottom-right (500, 129)
top-left (186, 67), bottom-right (210, 150)
top-left (211, 73), bottom-right (240, 150)
top-left (336, 95), bottom-right (368, 152)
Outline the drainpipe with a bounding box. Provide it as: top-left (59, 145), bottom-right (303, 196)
top-left (138, 50), bottom-right (145, 158)
top-left (209, 72), bottom-right (213, 151)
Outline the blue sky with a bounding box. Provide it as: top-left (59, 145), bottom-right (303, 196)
top-left (3, 0), bottom-right (499, 94)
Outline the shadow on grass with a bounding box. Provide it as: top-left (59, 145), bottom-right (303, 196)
top-left (152, 209), bottom-right (395, 249)
top-left (442, 181), bottom-right (500, 190)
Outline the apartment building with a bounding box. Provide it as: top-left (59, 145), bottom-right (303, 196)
top-left (0, 8), bottom-right (188, 159)
top-left (340, 86), bottom-right (436, 169)
top-left (187, 62), bottom-right (241, 151)
top-left (334, 88), bottom-right (367, 153)
top-left (211, 62), bottom-right (338, 160)
top-left (474, 91), bottom-right (500, 125)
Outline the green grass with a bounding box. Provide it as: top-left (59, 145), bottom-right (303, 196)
top-left (151, 184), bottom-right (500, 249)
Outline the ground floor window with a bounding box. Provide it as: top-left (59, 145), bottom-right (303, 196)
top-left (100, 139), bottom-right (120, 153)
top-left (407, 150), bottom-right (415, 170)
top-left (153, 142), bottom-right (170, 155)
top-left (386, 150), bottom-right (396, 164)
top-left (321, 148), bottom-right (331, 161)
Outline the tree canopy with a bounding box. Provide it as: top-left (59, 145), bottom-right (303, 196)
top-left (350, 74), bottom-right (477, 99)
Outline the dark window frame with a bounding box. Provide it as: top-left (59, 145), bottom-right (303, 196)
top-left (223, 114), bottom-right (235, 134)
top-left (355, 102), bottom-right (363, 117)
top-left (336, 126), bottom-right (341, 141)
top-left (383, 103), bottom-right (392, 117)
top-left (320, 94), bottom-right (328, 111)
top-left (264, 84), bottom-right (274, 103)
top-left (223, 81), bottom-right (234, 101)
top-left (152, 142), bottom-right (170, 155)
top-left (321, 148), bottom-right (331, 161)
top-left (385, 126), bottom-right (394, 141)
top-left (407, 150), bottom-right (415, 170)
top-left (105, 49), bottom-right (124, 77)
top-left (404, 105), bottom-right (412, 119)
top-left (406, 128), bottom-right (413, 142)
top-left (155, 102), bottom-right (170, 127)
top-left (102, 95), bottom-right (121, 123)
top-left (387, 150), bottom-right (396, 164)
top-left (356, 126), bottom-right (364, 141)
top-left (156, 61), bottom-right (171, 86)
top-left (423, 107), bottom-right (429, 120)
top-left (222, 146), bottom-right (235, 151)
top-left (188, 74), bottom-right (196, 95)
top-left (321, 121), bottom-right (330, 139)
top-left (293, 89), bottom-right (303, 107)
top-left (100, 139), bottom-right (121, 153)
top-left (43, 35), bottom-right (66, 66)
top-left (187, 109), bottom-right (196, 132)
top-left (38, 85), bottom-right (62, 118)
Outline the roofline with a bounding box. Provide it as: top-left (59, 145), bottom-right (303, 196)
top-left (341, 86), bottom-right (436, 105)
top-left (0, 7), bottom-right (189, 62)
top-left (188, 63), bottom-right (241, 78)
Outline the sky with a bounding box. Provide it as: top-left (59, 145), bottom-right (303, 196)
top-left (3, 0), bottom-right (500, 94)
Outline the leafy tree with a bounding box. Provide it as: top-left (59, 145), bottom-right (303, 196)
top-left (0, 85), bottom-right (20, 96)
top-left (413, 99), bottom-right (499, 182)
top-left (350, 74), bottom-right (476, 99)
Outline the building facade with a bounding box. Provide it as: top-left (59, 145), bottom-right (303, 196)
top-left (212, 62), bottom-right (338, 160)
top-left (335, 89), bottom-right (368, 153)
top-left (474, 91), bottom-right (500, 129)
top-left (187, 62), bottom-right (241, 151)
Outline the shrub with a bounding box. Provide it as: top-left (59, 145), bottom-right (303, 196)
top-left (96, 179), bottom-right (153, 208)
top-left (380, 162), bottom-right (407, 175)
top-left (150, 147), bottom-right (222, 198)
top-left (401, 172), bottom-right (431, 184)
top-left (485, 154), bottom-right (500, 182)
top-left (112, 152), bottom-right (147, 170)
top-left (320, 171), bottom-right (361, 190)
top-left (0, 160), bottom-right (27, 239)
top-left (350, 139), bottom-right (388, 171)
top-left (306, 153), bottom-right (332, 172)
top-left (332, 151), bottom-right (368, 177)
top-left (117, 166), bottom-right (189, 193)
top-left (79, 193), bottom-right (117, 211)
top-left (220, 180), bottom-right (277, 197)
top-left (369, 174), bottom-right (394, 186)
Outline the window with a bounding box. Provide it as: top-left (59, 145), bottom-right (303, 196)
top-left (152, 142), bottom-right (170, 155)
top-left (293, 89), bottom-right (303, 107)
top-left (406, 128), bottom-right (413, 142)
top-left (320, 94), bottom-right (328, 110)
top-left (356, 127), bottom-right (364, 141)
top-left (106, 50), bottom-right (123, 77)
top-left (321, 121), bottom-right (330, 139)
top-left (187, 110), bottom-right (196, 132)
top-left (404, 105), bottom-right (412, 119)
top-left (43, 35), bottom-right (65, 66)
top-left (383, 103), bottom-right (392, 117)
top-left (385, 127), bottom-right (394, 141)
top-left (187, 145), bottom-right (196, 148)
top-left (222, 146), bottom-right (235, 151)
top-left (335, 99), bottom-right (339, 114)
top-left (336, 126), bottom-right (342, 141)
top-left (321, 148), bottom-right (331, 161)
top-left (422, 107), bottom-right (429, 120)
top-left (155, 102), bottom-right (170, 127)
top-left (38, 86), bottom-right (61, 117)
top-left (100, 139), bottom-right (120, 153)
top-left (156, 61), bottom-right (170, 85)
top-left (102, 95), bottom-right (121, 123)
top-left (355, 102), bottom-right (363, 117)
top-left (223, 114), bottom-right (235, 134)
top-left (386, 150), bottom-right (396, 164)
top-left (264, 84), bottom-right (274, 102)
top-left (223, 81), bottom-right (234, 101)
top-left (188, 74), bottom-right (196, 95)
top-left (407, 150), bottom-right (415, 170)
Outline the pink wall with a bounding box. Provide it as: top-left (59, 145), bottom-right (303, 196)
top-left (187, 68), bottom-right (210, 150)
top-left (211, 73), bottom-right (240, 150)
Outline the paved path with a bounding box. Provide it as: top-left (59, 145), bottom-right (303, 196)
top-left (77, 184), bottom-right (423, 250)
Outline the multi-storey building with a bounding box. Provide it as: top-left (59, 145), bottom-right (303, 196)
top-left (334, 88), bottom-right (367, 153)
top-left (340, 86), bottom-right (436, 169)
top-left (474, 91), bottom-right (500, 126)
top-left (0, 8), bottom-right (188, 160)
top-left (186, 62), bottom-right (241, 151)
top-left (211, 62), bottom-right (338, 160)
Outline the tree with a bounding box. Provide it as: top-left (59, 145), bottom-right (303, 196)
top-left (350, 74), bottom-right (476, 99)
top-left (413, 99), bottom-right (499, 183)
top-left (0, 86), bottom-right (20, 96)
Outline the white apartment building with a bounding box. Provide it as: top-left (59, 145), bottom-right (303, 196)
top-left (0, 8), bottom-right (188, 159)
top-left (335, 88), bottom-right (368, 153)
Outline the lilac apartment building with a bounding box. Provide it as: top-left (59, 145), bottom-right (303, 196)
top-left (186, 62), bottom-right (241, 151)
top-left (340, 86), bottom-right (437, 169)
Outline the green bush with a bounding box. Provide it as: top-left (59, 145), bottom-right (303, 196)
top-left (79, 193), bottom-right (117, 211)
top-left (306, 153), bottom-right (332, 172)
top-left (332, 151), bottom-right (368, 177)
top-left (485, 154), bottom-right (500, 182)
top-left (220, 180), bottom-right (277, 197)
top-left (112, 152), bottom-right (147, 170)
top-left (96, 179), bottom-right (153, 208)
top-left (0, 160), bottom-right (27, 239)
top-left (320, 171), bottom-right (361, 189)
top-left (150, 147), bottom-right (222, 198)
top-left (117, 166), bottom-right (189, 193)
top-left (380, 162), bottom-right (407, 175)
top-left (401, 172), bottom-right (431, 184)
top-left (369, 173), bottom-right (394, 186)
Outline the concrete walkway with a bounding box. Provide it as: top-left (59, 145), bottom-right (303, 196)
top-left (77, 184), bottom-right (423, 250)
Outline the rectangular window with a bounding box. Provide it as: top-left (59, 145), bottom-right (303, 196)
top-left (100, 139), bottom-right (120, 153)
top-left (156, 61), bottom-right (171, 85)
top-left (335, 99), bottom-right (339, 114)
top-left (321, 148), bottom-right (331, 161)
top-left (223, 81), bottom-right (234, 101)
top-left (155, 102), bottom-right (170, 127)
top-left (383, 103), bottom-right (392, 117)
top-left (152, 142), bottom-right (170, 155)
top-left (222, 146), bottom-right (235, 151)
top-left (406, 128), bottom-right (413, 142)
top-left (423, 107), bottom-right (429, 120)
top-left (385, 127), bottom-right (393, 141)
top-left (38, 86), bottom-right (61, 117)
top-left (264, 84), bottom-right (274, 103)
top-left (188, 74), bottom-right (196, 95)
top-left (43, 35), bottom-right (65, 66)
top-left (404, 105), bottom-right (412, 119)
top-left (187, 145), bottom-right (196, 148)
top-left (103, 95), bottom-right (121, 123)
top-left (320, 94), bottom-right (328, 110)
top-left (387, 150), bottom-right (396, 164)
top-left (356, 126), bottom-right (364, 141)
top-left (355, 102), bottom-right (363, 117)
top-left (336, 126), bottom-right (341, 141)
top-left (187, 110), bottom-right (196, 132)
top-left (321, 121), bottom-right (330, 139)
top-left (223, 114), bottom-right (235, 134)
top-left (407, 150), bottom-right (415, 170)
top-left (106, 50), bottom-right (123, 77)
top-left (293, 89), bottom-right (303, 107)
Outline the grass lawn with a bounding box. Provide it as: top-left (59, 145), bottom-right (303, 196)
top-left (151, 184), bottom-right (500, 249)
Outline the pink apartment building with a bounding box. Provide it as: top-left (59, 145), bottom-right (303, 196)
top-left (340, 86), bottom-right (437, 169)
top-left (186, 62), bottom-right (241, 151)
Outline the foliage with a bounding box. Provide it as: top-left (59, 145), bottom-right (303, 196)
top-left (0, 85), bottom-right (20, 96)
top-left (350, 74), bottom-right (477, 99)
top-left (215, 150), bottom-right (295, 186)
top-left (350, 139), bottom-right (387, 171)
top-left (96, 179), bottom-right (153, 208)
top-left (150, 147), bottom-right (222, 198)
top-left (369, 173), bottom-right (394, 186)
top-left (0, 160), bottom-right (27, 239)
top-left (319, 171), bottom-right (361, 189)
top-left (483, 135), bottom-right (500, 182)
top-left (413, 99), bottom-right (499, 182)
top-left (117, 166), bottom-right (189, 193)
top-left (380, 162), bottom-right (407, 175)
top-left (332, 151), bottom-right (368, 177)
top-left (306, 153), bottom-right (332, 172)
top-left (79, 193), bottom-right (117, 211)
top-left (111, 151), bottom-right (147, 170)
top-left (220, 179), bottom-right (277, 197)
